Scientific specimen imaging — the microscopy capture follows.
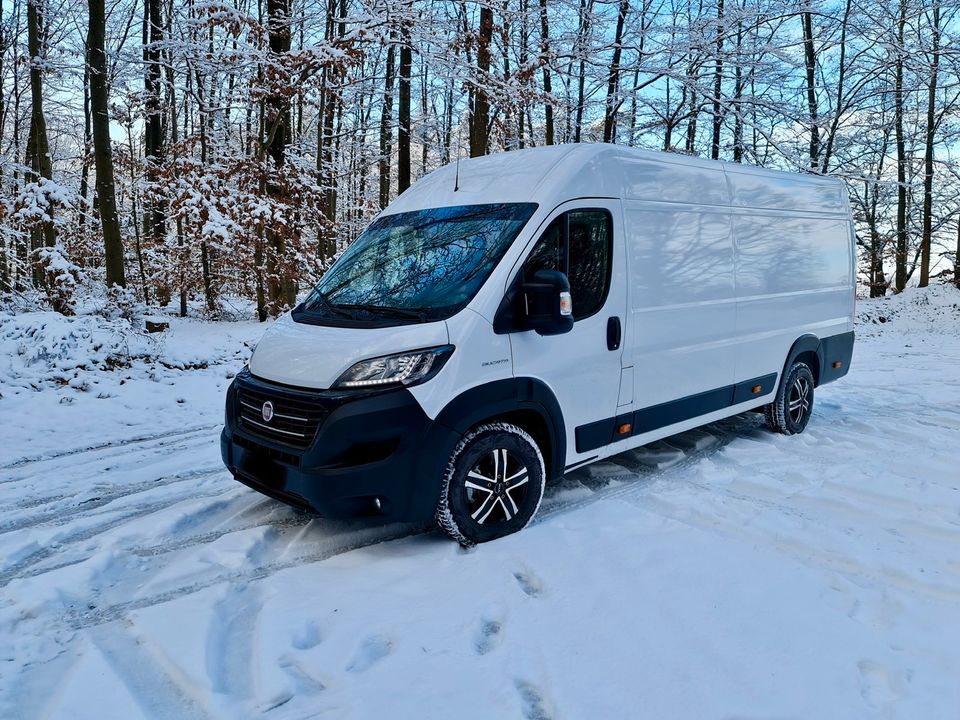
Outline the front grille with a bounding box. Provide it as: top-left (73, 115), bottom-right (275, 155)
top-left (237, 384), bottom-right (328, 450)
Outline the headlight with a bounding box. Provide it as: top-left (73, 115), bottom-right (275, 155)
top-left (333, 345), bottom-right (455, 389)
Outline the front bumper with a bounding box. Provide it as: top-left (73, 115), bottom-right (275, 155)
top-left (220, 369), bottom-right (457, 522)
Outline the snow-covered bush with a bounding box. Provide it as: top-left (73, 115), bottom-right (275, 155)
top-left (0, 312), bottom-right (155, 390)
top-left (36, 244), bottom-right (84, 316)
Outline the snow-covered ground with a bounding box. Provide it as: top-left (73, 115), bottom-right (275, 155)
top-left (2, 287), bottom-right (959, 719)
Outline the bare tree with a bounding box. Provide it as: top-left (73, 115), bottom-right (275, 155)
top-left (801, 9), bottom-right (818, 170)
top-left (893, 0), bottom-right (907, 293)
top-left (538, 0), bottom-right (554, 145)
top-left (398, 18), bottom-right (412, 188)
top-left (27, 0), bottom-right (56, 266)
top-left (918, 3), bottom-right (942, 288)
top-left (603, 0), bottom-right (629, 143)
top-left (88, 0), bottom-right (126, 288)
top-left (470, 5), bottom-right (493, 156)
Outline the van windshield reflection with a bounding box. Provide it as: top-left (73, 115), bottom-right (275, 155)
top-left (296, 203), bottom-right (538, 324)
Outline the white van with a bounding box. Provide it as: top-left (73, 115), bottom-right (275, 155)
top-left (222, 143), bottom-right (855, 544)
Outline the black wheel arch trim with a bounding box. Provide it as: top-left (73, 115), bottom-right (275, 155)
top-left (432, 377), bottom-right (566, 481)
top-left (783, 333), bottom-right (824, 384)
top-left (781, 330), bottom-right (854, 389)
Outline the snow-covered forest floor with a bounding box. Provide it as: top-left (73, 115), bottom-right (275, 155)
top-left (2, 287), bottom-right (959, 719)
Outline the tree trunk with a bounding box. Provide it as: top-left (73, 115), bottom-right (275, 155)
top-left (574, 0), bottom-right (593, 143)
top-left (398, 22), bottom-right (412, 189)
top-left (732, 18), bottom-right (743, 163)
top-left (317, 0), bottom-right (338, 262)
top-left (378, 39), bottom-right (395, 208)
top-left (893, 0), bottom-right (907, 293)
top-left (955, 218), bottom-right (960, 288)
top-left (143, 0), bottom-right (166, 260)
top-left (27, 0), bottom-right (56, 256)
top-left (265, 0), bottom-right (295, 313)
top-left (801, 11), bottom-right (819, 170)
top-left (420, 53), bottom-right (429, 171)
top-left (88, 0), bottom-right (126, 288)
top-left (79, 66), bottom-right (92, 235)
top-left (470, 6), bottom-right (493, 157)
top-left (538, 0), bottom-right (554, 145)
top-left (710, 0), bottom-right (724, 160)
top-left (602, 0), bottom-right (629, 143)
top-left (918, 5), bottom-right (941, 288)
top-left (820, 0), bottom-right (851, 174)
top-left (126, 115), bottom-right (149, 302)
top-left (867, 121), bottom-right (892, 298)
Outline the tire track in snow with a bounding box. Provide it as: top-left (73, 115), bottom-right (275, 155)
top-left (0, 466), bottom-right (226, 535)
top-left (60, 522), bottom-right (426, 632)
top-left (9, 415), bottom-right (750, 638)
top-left (0, 480), bottom-right (237, 587)
top-left (536, 416), bottom-right (752, 523)
top-left (0, 423), bottom-right (219, 473)
top-left (206, 583), bottom-right (262, 699)
top-left (91, 622), bottom-right (212, 720)
top-left (49, 421), bottom-right (748, 631)
top-left (626, 488), bottom-right (960, 604)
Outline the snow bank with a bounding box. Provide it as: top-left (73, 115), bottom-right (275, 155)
top-left (0, 312), bottom-right (155, 391)
top-left (0, 310), bottom-right (264, 461)
top-left (857, 283), bottom-right (960, 338)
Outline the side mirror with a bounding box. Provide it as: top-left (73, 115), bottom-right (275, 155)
top-left (522, 270), bottom-right (574, 336)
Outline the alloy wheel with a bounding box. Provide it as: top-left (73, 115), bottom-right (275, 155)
top-left (464, 448), bottom-right (530, 525)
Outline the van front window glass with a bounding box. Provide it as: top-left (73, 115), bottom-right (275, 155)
top-left (298, 203), bottom-right (538, 323)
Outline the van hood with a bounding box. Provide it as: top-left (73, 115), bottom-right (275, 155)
top-left (248, 313), bottom-right (450, 390)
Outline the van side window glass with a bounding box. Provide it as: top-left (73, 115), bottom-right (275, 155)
top-left (522, 216), bottom-right (565, 277)
top-left (522, 209), bottom-right (612, 320)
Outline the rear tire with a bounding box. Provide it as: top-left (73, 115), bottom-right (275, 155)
top-left (765, 361), bottom-right (815, 435)
top-left (435, 423), bottom-right (545, 546)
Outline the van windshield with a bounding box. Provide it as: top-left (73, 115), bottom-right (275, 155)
top-left (295, 203), bottom-right (538, 324)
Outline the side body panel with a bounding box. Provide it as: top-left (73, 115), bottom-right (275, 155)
top-left (581, 165), bottom-right (854, 464)
top-left (623, 200), bottom-right (737, 408)
top-left (727, 168), bottom-right (855, 389)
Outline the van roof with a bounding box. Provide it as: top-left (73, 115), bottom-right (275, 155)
top-left (383, 143), bottom-right (849, 217)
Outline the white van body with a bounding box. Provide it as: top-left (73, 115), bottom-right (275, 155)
top-left (223, 144), bottom-right (855, 538)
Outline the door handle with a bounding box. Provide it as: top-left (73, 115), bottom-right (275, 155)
top-left (607, 316), bottom-right (621, 351)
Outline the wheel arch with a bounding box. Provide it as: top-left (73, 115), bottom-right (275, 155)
top-left (433, 377), bottom-right (566, 481)
top-left (782, 334), bottom-right (824, 387)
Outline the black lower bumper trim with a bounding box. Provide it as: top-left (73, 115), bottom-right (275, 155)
top-left (221, 372), bottom-right (459, 522)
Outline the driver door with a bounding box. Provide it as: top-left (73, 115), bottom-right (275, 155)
top-left (509, 199), bottom-right (628, 467)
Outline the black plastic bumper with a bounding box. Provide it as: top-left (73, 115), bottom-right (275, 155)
top-left (221, 369), bottom-right (459, 522)
top-left (817, 330), bottom-right (855, 385)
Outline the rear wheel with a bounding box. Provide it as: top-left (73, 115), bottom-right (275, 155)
top-left (435, 423), bottom-right (545, 546)
top-left (765, 361), bottom-right (815, 435)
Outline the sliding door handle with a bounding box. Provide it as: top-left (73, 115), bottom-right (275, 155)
top-left (607, 316), bottom-right (621, 351)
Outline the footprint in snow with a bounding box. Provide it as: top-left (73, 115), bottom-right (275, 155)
top-left (346, 635), bottom-right (393, 673)
top-left (279, 655), bottom-right (327, 695)
top-left (857, 660), bottom-right (904, 710)
top-left (291, 620), bottom-right (323, 651)
top-left (515, 679), bottom-right (555, 720)
top-left (474, 618), bottom-right (504, 655)
top-left (514, 568), bottom-right (544, 598)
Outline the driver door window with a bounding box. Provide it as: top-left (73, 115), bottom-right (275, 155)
top-left (522, 209), bottom-right (613, 320)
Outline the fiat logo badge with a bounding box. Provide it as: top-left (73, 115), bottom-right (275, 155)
top-left (261, 401), bottom-right (274, 422)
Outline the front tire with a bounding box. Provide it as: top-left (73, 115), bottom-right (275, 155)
top-left (435, 423), bottom-right (546, 546)
top-left (765, 361), bottom-right (815, 435)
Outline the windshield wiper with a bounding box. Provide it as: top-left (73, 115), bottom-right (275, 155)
top-left (302, 290), bottom-right (356, 319)
top-left (333, 303), bottom-right (429, 321)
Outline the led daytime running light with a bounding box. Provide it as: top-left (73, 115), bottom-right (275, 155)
top-left (335, 346), bottom-right (454, 389)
